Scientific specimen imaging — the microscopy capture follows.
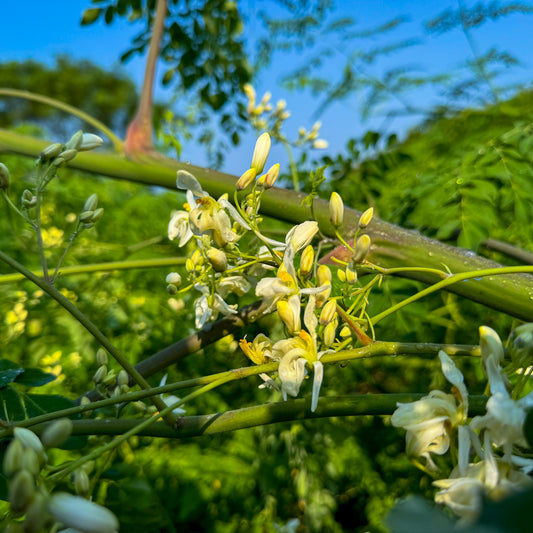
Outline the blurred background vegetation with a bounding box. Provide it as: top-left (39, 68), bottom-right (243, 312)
top-left (2, 1), bottom-right (533, 531)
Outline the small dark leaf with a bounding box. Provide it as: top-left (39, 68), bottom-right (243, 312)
top-left (80, 8), bottom-right (102, 26)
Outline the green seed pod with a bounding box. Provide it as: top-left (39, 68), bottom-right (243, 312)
top-left (40, 143), bottom-right (63, 161)
top-left (3, 439), bottom-right (24, 477)
top-left (0, 162), bottom-right (10, 190)
top-left (41, 418), bottom-right (73, 448)
top-left (9, 469), bottom-right (35, 515)
top-left (65, 130), bottom-right (83, 151)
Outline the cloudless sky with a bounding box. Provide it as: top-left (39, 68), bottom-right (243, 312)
top-left (1, 0), bottom-right (533, 175)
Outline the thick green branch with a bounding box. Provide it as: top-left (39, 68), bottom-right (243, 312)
top-left (27, 395), bottom-right (489, 439)
top-left (1, 128), bottom-right (533, 320)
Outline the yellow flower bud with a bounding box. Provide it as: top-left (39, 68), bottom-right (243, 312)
top-left (251, 132), bottom-right (271, 173)
top-left (352, 235), bottom-right (371, 264)
top-left (337, 269), bottom-right (346, 283)
top-left (277, 297), bottom-right (301, 334)
top-left (320, 299), bottom-right (337, 325)
top-left (359, 207), bottom-right (374, 229)
top-left (264, 163), bottom-right (280, 188)
top-left (329, 192), bottom-right (344, 227)
top-left (317, 265), bottom-right (332, 286)
top-left (340, 325), bottom-right (351, 338)
top-left (207, 248), bottom-right (228, 272)
top-left (236, 168), bottom-right (257, 190)
top-left (346, 266), bottom-right (358, 284)
top-left (323, 319), bottom-right (338, 347)
top-left (299, 245), bottom-right (314, 277)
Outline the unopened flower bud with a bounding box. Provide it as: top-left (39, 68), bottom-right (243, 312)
top-left (90, 207), bottom-right (104, 223)
top-left (323, 319), bottom-right (337, 347)
top-left (103, 370), bottom-right (117, 387)
top-left (83, 194), bottom-right (98, 212)
top-left (21, 189), bottom-right (36, 208)
top-left (9, 469), bottom-right (35, 515)
top-left (337, 269), bottom-right (346, 283)
top-left (13, 428), bottom-right (44, 458)
top-left (79, 133), bottom-right (104, 151)
top-left (58, 149), bottom-right (78, 162)
top-left (23, 492), bottom-right (48, 533)
top-left (359, 207), bottom-right (374, 229)
top-left (251, 132), bottom-right (271, 174)
top-left (20, 447), bottom-right (40, 477)
top-left (287, 221), bottom-right (319, 252)
top-left (0, 162), bottom-right (10, 190)
top-left (329, 192), bottom-right (344, 227)
top-left (320, 299), bottom-right (337, 325)
top-left (263, 163), bottom-right (280, 188)
top-left (299, 245), bottom-right (314, 277)
top-left (41, 418), bottom-right (73, 448)
top-left (73, 468), bottom-right (90, 496)
top-left (51, 156), bottom-right (65, 167)
top-left (93, 365), bottom-right (107, 384)
top-left (236, 168), bottom-right (257, 190)
top-left (96, 348), bottom-right (108, 366)
top-left (340, 325), bottom-right (351, 338)
top-left (167, 284), bottom-right (178, 295)
top-left (79, 211), bottom-right (94, 223)
top-left (166, 272), bottom-right (181, 286)
top-left (48, 492), bottom-right (119, 533)
top-left (346, 266), bottom-right (358, 284)
top-left (352, 235), bottom-right (371, 264)
top-left (3, 439), bottom-right (24, 477)
top-left (313, 139), bottom-right (328, 149)
top-left (191, 250), bottom-right (204, 267)
top-left (117, 370), bottom-right (129, 387)
top-left (277, 299), bottom-right (301, 334)
top-left (207, 248), bottom-right (228, 272)
top-left (317, 265), bottom-right (332, 286)
top-left (65, 130), bottom-right (83, 151)
top-left (40, 142), bottom-right (63, 161)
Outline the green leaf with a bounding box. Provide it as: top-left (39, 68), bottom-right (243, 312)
top-left (80, 8), bottom-right (102, 26)
top-left (14, 368), bottom-right (56, 388)
top-left (0, 360), bottom-right (24, 388)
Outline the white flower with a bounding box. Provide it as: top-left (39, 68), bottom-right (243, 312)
top-left (194, 284), bottom-right (237, 329)
top-left (391, 351), bottom-right (468, 469)
top-left (168, 210), bottom-right (193, 246)
top-left (48, 493), bottom-right (119, 533)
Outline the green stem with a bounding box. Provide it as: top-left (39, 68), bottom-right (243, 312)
top-left (34, 394), bottom-right (490, 440)
top-left (370, 266), bottom-right (533, 325)
top-left (3, 341), bottom-right (479, 435)
top-left (0, 250), bottom-right (175, 425)
top-left (47, 375), bottom-right (233, 482)
top-left (1, 190), bottom-right (27, 220)
top-left (0, 88), bottom-right (123, 151)
top-left (0, 257), bottom-right (186, 285)
top-left (51, 225), bottom-right (80, 282)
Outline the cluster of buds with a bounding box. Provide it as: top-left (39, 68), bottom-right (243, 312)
top-left (3, 422), bottom-right (118, 533)
top-left (92, 348), bottom-right (126, 398)
top-left (237, 133), bottom-right (279, 190)
top-left (297, 121), bottom-right (328, 150)
top-left (78, 193), bottom-right (104, 229)
top-left (243, 84), bottom-right (327, 150)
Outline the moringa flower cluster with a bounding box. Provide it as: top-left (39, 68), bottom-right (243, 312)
top-left (167, 133), bottom-right (379, 410)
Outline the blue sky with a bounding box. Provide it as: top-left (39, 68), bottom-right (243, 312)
top-left (1, 0), bottom-right (533, 175)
